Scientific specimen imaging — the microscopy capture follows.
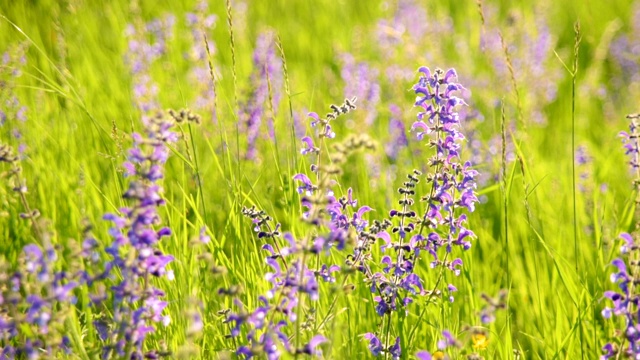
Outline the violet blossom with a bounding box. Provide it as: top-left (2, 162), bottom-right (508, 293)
top-left (93, 111), bottom-right (181, 359)
top-left (241, 30), bottom-right (283, 160)
top-left (229, 98), bottom-right (363, 359)
top-left (186, 0), bottom-right (218, 124)
top-left (361, 67), bottom-right (479, 358)
top-left (602, 114), bottom-right (640, 358)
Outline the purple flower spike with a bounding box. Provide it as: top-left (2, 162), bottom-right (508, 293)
top-left (240, 30), bottom-right (283, 160)
top-left (601, 115), bottom-right (640, 358)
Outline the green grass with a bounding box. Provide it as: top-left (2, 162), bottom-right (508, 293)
top-left (0, 0), bottom-right (638, 358)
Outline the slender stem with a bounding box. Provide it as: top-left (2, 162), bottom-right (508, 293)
top-left (383, 313), bottom-right (392, 360)
top-left (17, 190), bottom-right (44, 242)
top-left (571, 22), bottom-right (580, 274)
top-left (294, 253), bottom-right (307, 358)
top-left (500, 101), bottom-right (509, 290)
top-left (406, 252), bottom-right (449, 345)
top-left (571, 22), bottom-right (585, 359)
top-left (225, 0), bottom-right (241, 193)
top-left (188, 123), bottom-right (209, 226)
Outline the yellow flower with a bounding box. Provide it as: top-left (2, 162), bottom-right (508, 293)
top-left (433, 351), bottom-right (446, 360)
top-left (472, 332), bottom-right (489, 350)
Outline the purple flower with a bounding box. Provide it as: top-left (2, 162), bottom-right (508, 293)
top-left (363, 333), bottom-right (383, 356)
top-left (601, 114), bottom-right (640, 357)
top-left (385, 105), bottom-right (408, 160)
top-left (241, 30), bottom-right (283, 160)
top-left (125, 15), bottom-right (174, 115)
top-left (339, 53), bottom-right (380, 125)
top-left (299, 335), bottom-right (327, 356)
top-left (301, 136), bottom-right (319, 155)
top-left (293, 173), bottom-right (315, 195)
top-left (416, 351), bottom-right (432, 360)
top-left (389, 336), bottom-right (401, 359)
top-left (437, 330), bottom-right (460, 350)
top-left (91, 112), bottom-right (179, 357)
top-left (0, 243), bottom-right (79, 357)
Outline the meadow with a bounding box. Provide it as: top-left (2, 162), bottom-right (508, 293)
top-left (1, 0), bottom-right (640, 358)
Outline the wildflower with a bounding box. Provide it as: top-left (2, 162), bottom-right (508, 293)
top-left (479, 290), bottom-right (507, 324)
top-left (125, 15), bottom-right (174, 116)
top-left (339, 53), bottom-right (380, 125)
top-left (198, 226), bottom-right (211, 244)
top-left (385, 104), bottom-right (409, 161)
top-left (471, 332), bottom-right (489, 350)
top-left (186, 0), bottom-right (218, 123)
top-left (241, 30), bottom-right (283, 160)
top-left (361, 67), bottom-right (478, 358)
top-left (601, 113), bottom-right (640, 358)
top-left (93, 111), bottom-right (179, 358)
top-left (0, 243), bottom-right (78, 358)
top-left (416, 351), bottom-right (433, 360)
top-left (363, 333), bottom-right (384, 356)
top-left (230, 98), bottom-right (364, 359)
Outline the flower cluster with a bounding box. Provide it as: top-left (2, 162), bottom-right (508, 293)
top-left (601, 240), bottom-right (640, 358)
top-left (226, 206), bottom-right (332, 359)
top-left (241, 30), bottom-right (283, 160)
top-left (91, 111), bottom-right (181, 359)
top-left (376, 0), bottom-right (429, 49)
top-left (125, 14), bottom-right (175, 116)
top-left (575, 145), bottom-right (592, 193)
top-left (602, 114), bottom-right (640, 358)
top-left (359, 67), bottom-right (479, 358)
top-left (225, 98), bottom-right (372, 359)
top-left (0, 139), bottom-right (79, 359)
top-left (385, 104), bottom-right (409, 161)
top-left (411, 67), bottom-right (478, 245)
top-left (0, 244), bottom-right (77, 358)
top-left (480, 5), bottom-right (560, 124)
top-left (610, 3), bottom-right (640, 91)
top-left (339, 53), bottom-right (380, 125)
top-left (186, 0), bottom-right (218, 123)
top-left (0, 43), bottom-right (29, 154)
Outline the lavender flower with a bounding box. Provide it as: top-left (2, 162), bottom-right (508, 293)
top-left (385, 104), bottom-right (408, 161)
top-left (0, 43), bottom-right (29, 151)
top-left (229, 98), bottom-right (366, 359)
top-left (360, 67), bottom-right (478, 358)
top-left (125, 15), bottom-right (175, 117)
top-left (602, 114), bottom-right (640, 358)
top-left (225, 214), bottom-right (331, 358)
top-left (339, 53), bottom-right (380, 125)
top-left (93, 112), bottom-right (179, 359)
top-left (575, 144), bottom-right (594, 196)
top-left (479, 290), bottom-right (507, 324)
top-left (0, 244), bottom-right (78, 358)
top-left (241, 30), bottom-right (283, 160)
top-left (601, 236), bottom-right (640, 357)
top-left (375, 0), bottom-right (454, 57)
top-left (186, 0), bottom-right (218, 124)
top-left (610, 3), bottom-right (640, 90)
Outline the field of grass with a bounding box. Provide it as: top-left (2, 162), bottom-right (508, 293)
top-left (1, 0), bottom-right (640, 359)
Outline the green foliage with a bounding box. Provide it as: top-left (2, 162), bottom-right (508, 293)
top-left (0, 0), bottom-right (637, 358)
